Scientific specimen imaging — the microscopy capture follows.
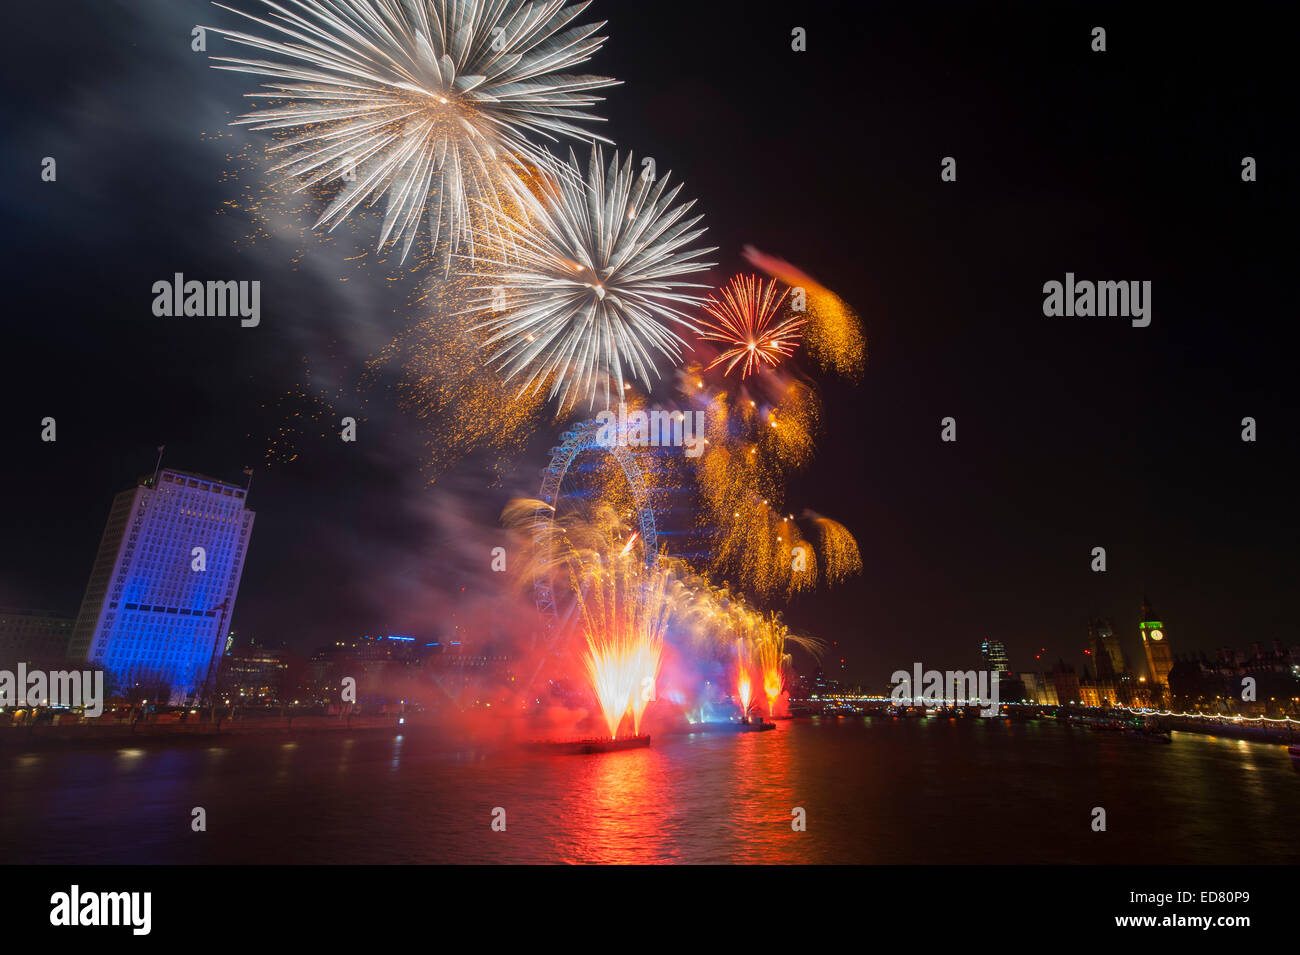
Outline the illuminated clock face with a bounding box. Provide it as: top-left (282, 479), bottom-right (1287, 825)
top-left (1150, 629), bottom-right (1164, 641)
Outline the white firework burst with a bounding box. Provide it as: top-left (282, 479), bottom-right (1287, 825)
top-left (207, 0), bottom-right (619, 262)
top-left (471, 147), bottom-right (716, 409)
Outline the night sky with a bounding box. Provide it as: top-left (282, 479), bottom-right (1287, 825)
top-left (0, 1), bottom-right (1294, 686)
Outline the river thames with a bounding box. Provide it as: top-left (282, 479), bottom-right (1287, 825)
top-left (3, 717), bottom-right (1297, 864)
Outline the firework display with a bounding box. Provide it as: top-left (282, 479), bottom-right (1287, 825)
top-left (674, 373), bottom-right (863, 600)
top-left (697, 274), bottom-right (806, 379)
top-left (743, 245), bottom-right (865, 380)
top-left (507, 502), bottom-right (668, 737)
top-left (208, 0), bottom-right (618, 263)
top-left (370, 277), bottom-right (552, 482)
top-left (471, 146), bottom-right (716, 410)
top-left (209, 0), bottom-right (863, 743)
top-left (506, 499), bottom-right (825, 734)
top-left (9, 0), bottom-right (1296, 900)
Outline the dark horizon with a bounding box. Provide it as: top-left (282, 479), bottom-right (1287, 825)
top-left (1, 0), bottom-right (1295, 686)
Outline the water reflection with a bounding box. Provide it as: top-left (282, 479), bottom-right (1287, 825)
top-left (1, 721), bottom-right (1297, 864)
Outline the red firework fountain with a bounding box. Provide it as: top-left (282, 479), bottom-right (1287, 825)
top-left (737, 667), bottom-right (754, 717)
top-left (763, 666), bottom-right (783, 717)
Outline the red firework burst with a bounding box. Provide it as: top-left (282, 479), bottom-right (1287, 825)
top-left (697, 274), bottom-right (807, 378)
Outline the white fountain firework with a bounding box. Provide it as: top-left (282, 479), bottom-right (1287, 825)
top-left (471, 146), bottom-right (716, 409)
top-left (207, 0), bottom-right (619, 263)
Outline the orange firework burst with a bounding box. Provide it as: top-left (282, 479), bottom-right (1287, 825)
top-left (742, 246), bottom-right (865, 380)
top-left (697, 275), bottom-right (806, 379)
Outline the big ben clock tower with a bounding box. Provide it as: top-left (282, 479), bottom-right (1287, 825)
top-left (1139, 596), bottom-right (1173, 687)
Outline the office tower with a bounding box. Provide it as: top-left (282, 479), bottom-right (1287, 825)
top-left (68, 468), bottom-right (255, 704)
top-left (981, 638), bottom-right (1011, 675)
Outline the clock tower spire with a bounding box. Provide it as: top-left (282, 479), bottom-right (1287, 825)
top-left (1139, 596), bottom-right (1173, 691)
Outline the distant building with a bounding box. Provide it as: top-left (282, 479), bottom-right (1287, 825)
top-left (301, 635), bottom-right (514, 708)
top-left (305, 635), bottom-right (423, 705)
top-left (220, 643), bottom-right (288, 705)
top-left (1018, 672), bottom-right (1058, 705)
top-left (1168, 640), bottom-right (1300, 716)
top-left (304, 640), bottom-right (354, 703)
top-left (980, 639), bottom-right (1011, 675)
top-left (67, 467), bottom-right (255, 704)
top-left (1087, 618), bottom-right (1126, 679)
top-left (1050, 660), bottom-right (1081, 705)
top-left (812, 667), bottom-right (841, 696)
top-left (0, 609), bottom-right (75, 670)
top-left (1079, 620), bottom-right (1126, 706)
top-left (1139, 596), bottom-right (1173, 688)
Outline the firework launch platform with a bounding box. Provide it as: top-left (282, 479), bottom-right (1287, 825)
top-left (521, 735), bottom-right (651, 755)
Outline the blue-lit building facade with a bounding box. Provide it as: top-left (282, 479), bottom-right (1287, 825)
top-left (68, 468), bottom-right (255, 704)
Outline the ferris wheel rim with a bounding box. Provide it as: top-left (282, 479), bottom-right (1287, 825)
top-left (533, 418), bottom-right (659, 629)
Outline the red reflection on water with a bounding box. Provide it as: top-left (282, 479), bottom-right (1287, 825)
top-left (561, 744), bottom-right (674, 863)
top-left (725, 722), bottom-right (801, 864)
top-left (553, 722), bottom-right (801, 863)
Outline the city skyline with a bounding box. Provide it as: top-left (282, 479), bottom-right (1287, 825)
top-left (0, 457), bottom-right (1286, 686)
top-left (2, 3), bottom-right (1295, 689)
top-left (0, 0), bottom-right (1297, 902)
top-left (0, 458), bottom-right (1282, 691)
